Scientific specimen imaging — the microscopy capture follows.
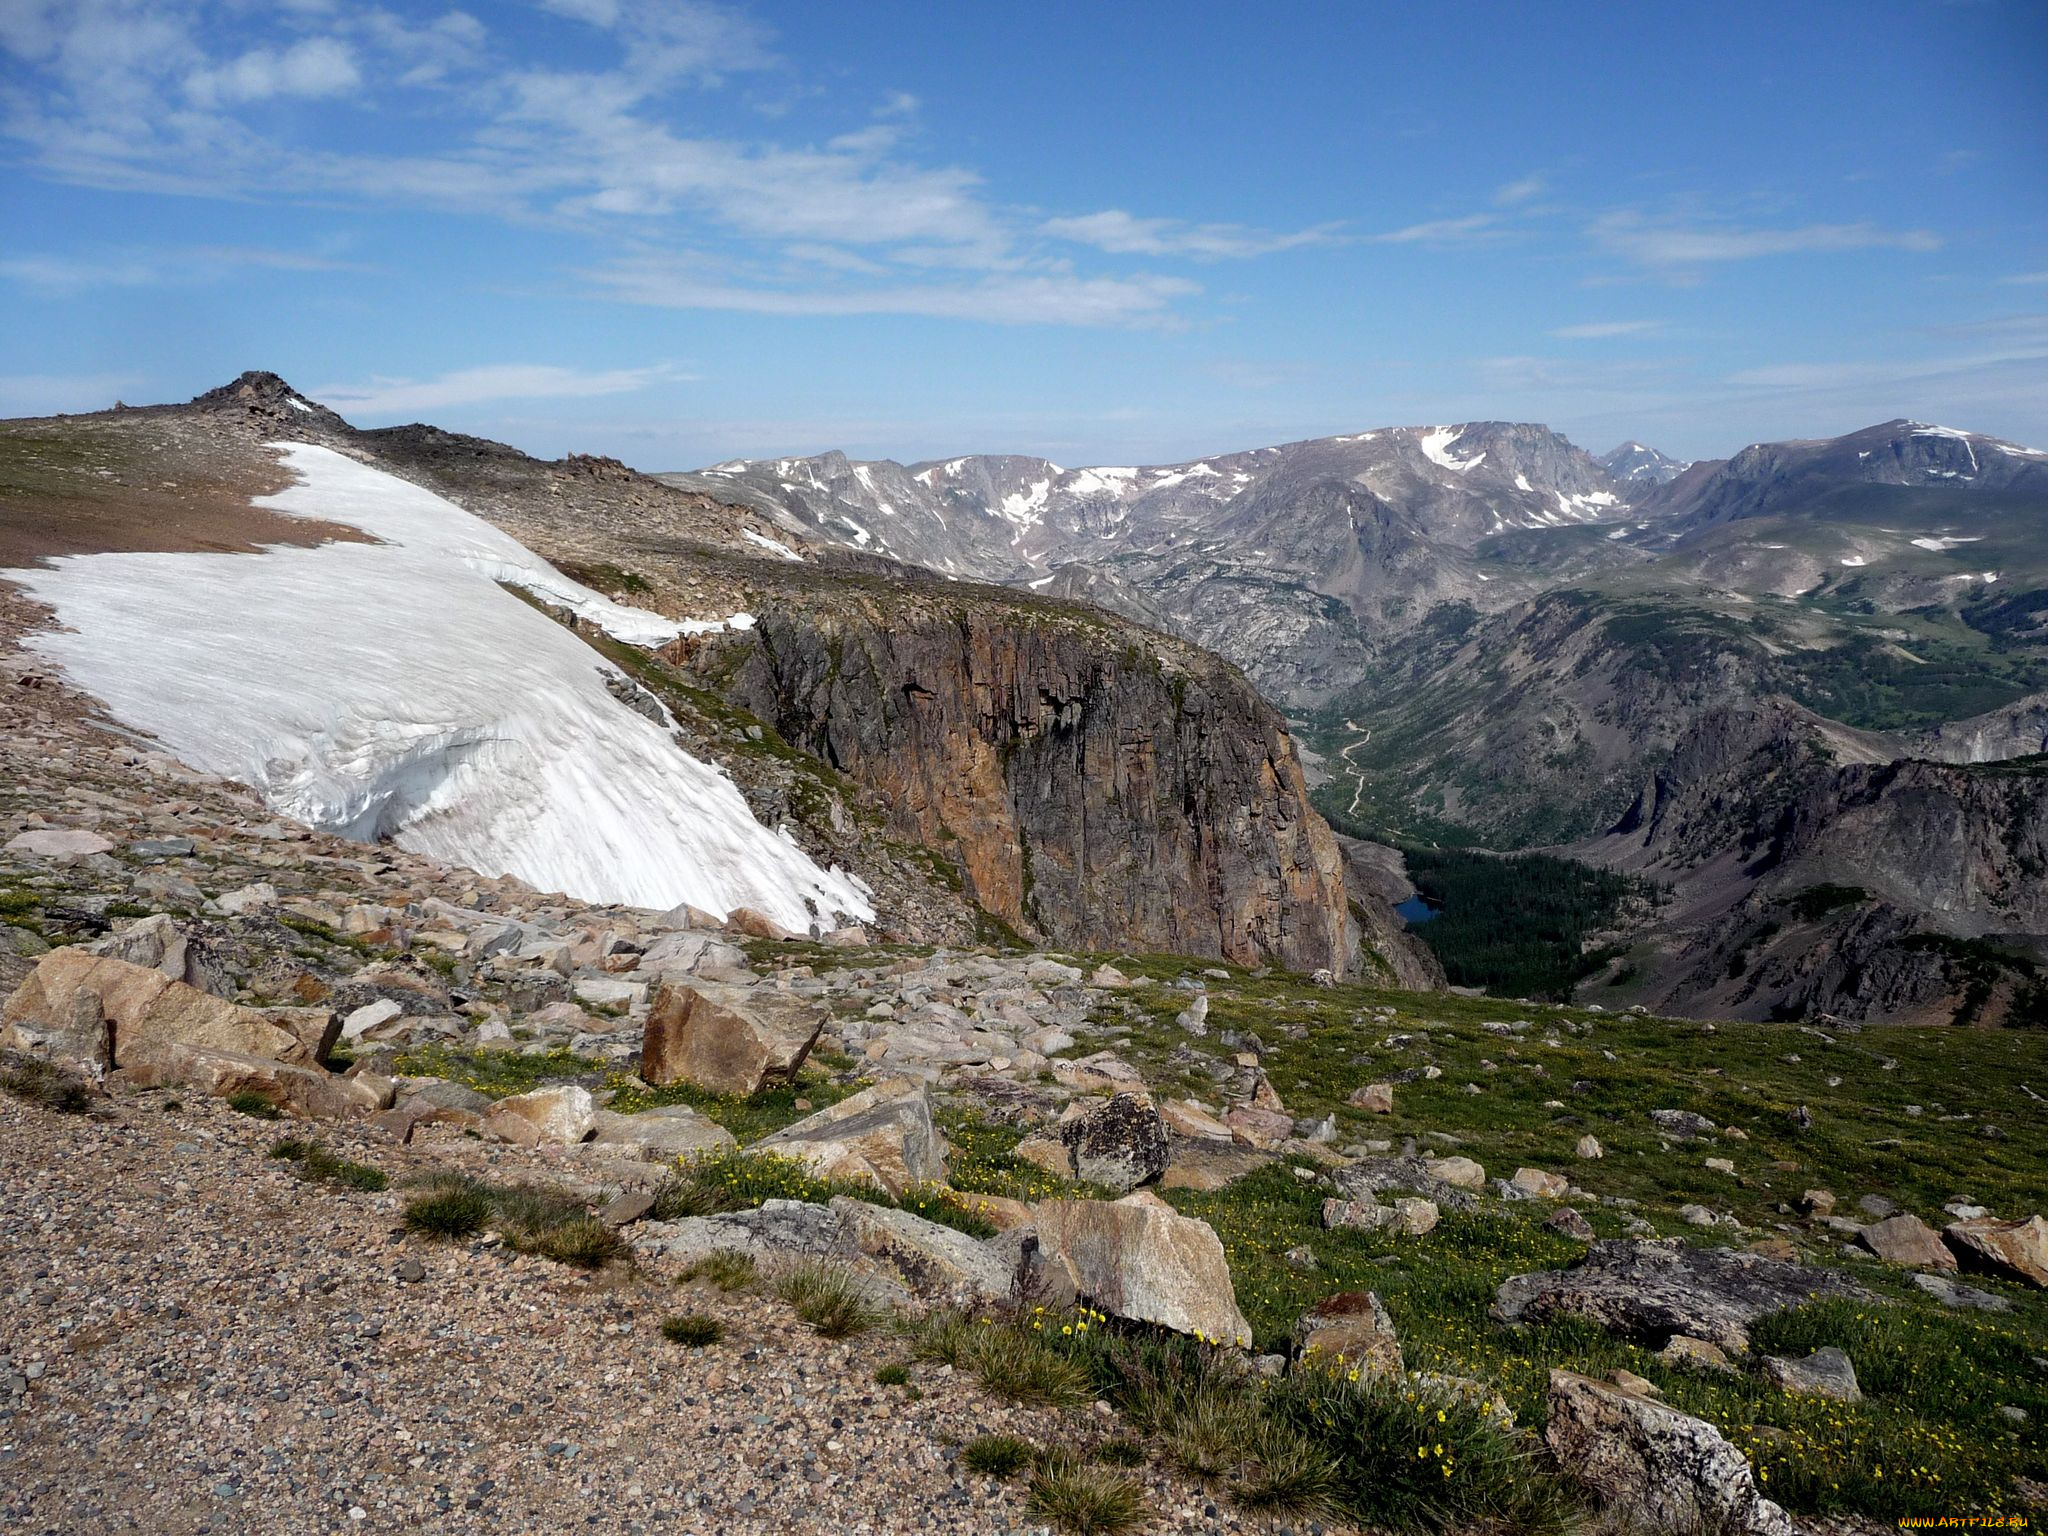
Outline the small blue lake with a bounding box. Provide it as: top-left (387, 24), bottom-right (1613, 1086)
top-left (1395, 894), bottom-right (1440, 925)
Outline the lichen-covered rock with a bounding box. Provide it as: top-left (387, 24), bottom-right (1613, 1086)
top-left (584, 1106), bottom-right (736, 1162)
top-left (1493, 1238), bottom-right (1869, 1352)
top-left (1545, 1369), bottom-right (1796, 1535)
top-left (753, 1077), bottom-right (946, 1196)
top-left (830, 1197), bottom-right (1015, 1304)
top-left (1057, 1093), bottom-right (1167, 1192)
top-left (640, 980), bottom-right (824, 1096)
top-left (1031, 1197), bottom-right (1252, 1346)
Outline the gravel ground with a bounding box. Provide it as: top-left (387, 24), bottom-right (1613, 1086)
top-left (0, 1090), bottom-right (1282, 1536)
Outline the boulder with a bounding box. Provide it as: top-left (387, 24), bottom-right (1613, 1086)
top-left (1544, 1369), bottom-right (1796, 1536)
top-left (1011, 1134), bottom-right (1075, 1178)
top-left (1944, 1214), bottom-right (2048, 1288)
top-left (1322, 1196), bottom-right (1437, 1237)
top-left (1159, 1142), bottom-right (1273, 1192)
top-left (1648, 1109), bottom-right (1716, 1140)
top-left (2, 949), bottom-right (309, 1071)
top-left (340, 999), bottom-right (404, 1043)
top-left (636, 1197), bottom-right (851, 1269)
top-left (1858, 1213), bottom-right (1957, 1271)
top-left (1031, 1198), bottom-right (1252, 1346)
top-left (1575, 1134), bottom-right (1603, 1160)
top-left (753, 1077), bottom-right (947, 1197)
top-left (1224, 1103), bottom-right (1295, 1148)
top-left (1764, 1347), bottom-right (1860, 1402)
top-left (124, 1044), bottom-right (389, 1119)
top-left (634, 931), bottom-right (752, 981)
top-left (1057, 1093), bottom-right (1168, 1192)
top-left (1431, 1155), bottom-right (1487, 1191)
top-left (1911, 1272), bottom-right (2010, 1312)
top-left (725, 906), bottom-right (796, 941)
top-left (213, 882), bottom-right (280, 916)
top-left (1800, 1188), bottom-right (1836, 1218)
top-left (483, 1085), bottom-right (598, 1147)
top-left (1159, 1098), bottom-right (1234, 1142)
top-left (1293, 1290), bottom-right (1402, 1378)
top-left (585, 1106), bottom-right (736, 1161)
top-left (640, 981), bottom-right (824, 1097)
top-left (1347, 1082), bottom-right (1395, 1114)
top-left (1547, 1206), bottom-right (1596, 1241)
top-left (831, 1197), bottom-right (1016, 1303)
top-left (1511, 1167), bottom-right (1569, 1200)
top-left (1493, 1238), bottom-right (1869, 1353)
top-left (253, 1006), bottom-right (341, 1063)
top-left (1657, 1334), bottom-right (1736, 1373)
top-left (5, 828), bottom-right (113, 859)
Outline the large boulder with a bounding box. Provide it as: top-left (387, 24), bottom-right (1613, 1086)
top-left (124, 1045), bottom-right (389, 1119)
top-left (1764, 1347), bottom-right (1861, 1402)
top-left (2, 949), bottom-right (312, 1071)
top-left (1545, 1370), bottom-right (1795, 1535)
top-left (753, 1077), bottom-right (947, 1196)
top-left (830, 1197), bottom-right (1016, 1303)
top-left (483, 1085), bottom-right (598, 1147)
top-left (640, 980), bottom-right (824, 1096)
top-left (584, 1106), bottom-right (736, 1162)
top-left (1293, 1290), bottom-right (1402, 1378)
top-left (1858, 1213), bottom-right (1957, 1271)
top-left (1030, 1197), bottom-right (1252, 1346)
top-left (1058, 1093), bottom-right (1168, 1192)
top-left (1944, 1214), bottom-right (2048, 1288)
top-left (1493, 1238), bottom-right (1868, 1353)
top-left (634, 931), bottom-right (753, 982)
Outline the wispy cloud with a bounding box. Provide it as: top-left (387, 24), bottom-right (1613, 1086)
top-left (1494, 174), bottom-right (1546, 207)
top-left (2002, 271), bottom-right (2048, 286)
top-left (1366, 213), bottom-right (1501, 247)
top-left (587, 256), bottom-right (1198, 327)
top-left (0, 246), bottom-right (373, 294)
top-left (1592, 211), bottom-right (1942, 267)
top-left (185, 38), bottom-right (361, 108)
top-left (1550, 320), bottom-right (1664, 339)
top-left (1041, 210), bottom-right (1340, 260)
top-left (314, 363), bottom-right (690, 418)
top-left (0, 0), bottom-right (1312, 331)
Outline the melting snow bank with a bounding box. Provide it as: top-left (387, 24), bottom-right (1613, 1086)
top-left (9, 442), bottom-right (872, 931)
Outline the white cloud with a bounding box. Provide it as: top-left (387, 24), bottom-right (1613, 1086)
top-left (1366, 213), bottom-right (1499, 246)
top-left (186, 37), bottom-right (360, 107)
top-left (587, 257), bottom-right (1198, 327)
top-left (1592, 212), bottom-right (1942, 267)
top-left (1550, 320), bottom-right (1664, 339)
top-left (1041, 209), bottom-right (1339, 260)
top-left (0, 245), bottom-right (371, 293)
top-left (1494, 174), bottom-right (1546, 206)
top-left (313, 363), bottom-right (688, 417)
top-left (2002, 271), bottom-right (2048, 285)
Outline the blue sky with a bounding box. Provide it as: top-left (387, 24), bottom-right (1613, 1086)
top-left (2, 0), bottom-right (2044, 469)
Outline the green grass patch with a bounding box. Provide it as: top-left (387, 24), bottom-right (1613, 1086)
top-left (660, 1313), bottom-right (724, 1348)
top-left (391, 1043), bottom-right (604, 1099)
top-left (268, 1138), bottom-right (388, 1191)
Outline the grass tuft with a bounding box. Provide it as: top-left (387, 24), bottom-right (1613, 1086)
top-left (402, 1177), bottom-right (496, 1239)
top-left (874, 1362), bottom-right (910, 1387)
top-left (772, 1260), bottom-right (877, 1339)
top-left (1025, 1450), bottom-right (1146, 1535)
top-left (268, 1138), bottom-right (387, 1191)
top-left (960, 1434), bottom-right (1036, 1480)
top-left (225, 1090), bottom-right (281, 1119)
top-left (0, 1053), bottom-right (93, 1114)
top-left (678, 1249), bottom-right (758, 1291)
top-left (660, 1313), bottom-right (724, 1348)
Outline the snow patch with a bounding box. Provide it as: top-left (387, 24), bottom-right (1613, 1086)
top-left (6, 442), bottom-right (870, 929)
top-left (741, 529), bottom-right (805, 562)
top-left (1514, 473), bottom-right (1533, 492)
top-left (1417, 427), bottom-right (1485, 474)
top-left (1911, 535), bottom-right (1984, 552)
top-left (285, 397), bottom-right (313, 413)
top-left (1840, 556), bottom-right (1868, 567)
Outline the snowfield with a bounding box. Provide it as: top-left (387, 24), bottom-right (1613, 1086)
top-left (9, 442), bottom-right (872, 930)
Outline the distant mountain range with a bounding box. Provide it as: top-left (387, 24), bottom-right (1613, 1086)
top-left (674, 416), bottom-right (2048, 1025)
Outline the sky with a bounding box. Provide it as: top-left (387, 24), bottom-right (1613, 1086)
top-left (1, 0), bottom-right (2045, 471)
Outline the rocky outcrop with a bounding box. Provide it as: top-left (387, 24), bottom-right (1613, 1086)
top-left (1493, 1238), bottom-right (1868, 1352)
top-left (1545, 1369), bottom-right (1797, 1535)
top-left (1944, 1214), bottom-right (2048, 1287)
top-left (681, 585), bottom-right (1355, 975)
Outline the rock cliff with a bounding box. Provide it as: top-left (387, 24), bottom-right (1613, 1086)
top-left (670, 574), bottom-right (1358, 975)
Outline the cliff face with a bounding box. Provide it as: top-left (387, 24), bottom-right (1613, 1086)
top-left (675, 586), bottom-right (1356, 976)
